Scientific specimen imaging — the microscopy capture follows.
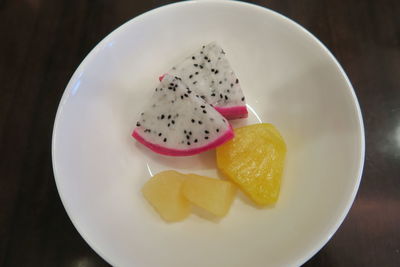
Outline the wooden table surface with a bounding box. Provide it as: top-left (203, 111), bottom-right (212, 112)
top-left (1, 0), bottom-right (399, 266)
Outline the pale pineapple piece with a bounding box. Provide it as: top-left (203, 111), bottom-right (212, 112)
top-left (183, 174), bottom-right (237, 217)
top-left (142, 170), bottom-right (190, 222)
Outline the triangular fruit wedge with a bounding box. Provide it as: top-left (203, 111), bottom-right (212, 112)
top-left (216, 124), bottom-right (286, 206)
top-left (132, 74), bottom-right (234, 156)
top-left (164, 42), bottom-right (247, 120)
top-left (142, 170), bottom-right (190, 222)
top-left (182, 174), bottom-right (237, 217)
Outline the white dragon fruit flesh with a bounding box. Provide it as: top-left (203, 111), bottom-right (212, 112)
top-left (132, 74), bottom-right (234, 156)
top-left (165, 42), bottom-right (248, 120)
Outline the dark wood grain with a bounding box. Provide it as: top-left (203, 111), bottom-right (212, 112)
top-left (0, 0), bottom-right (399, 266)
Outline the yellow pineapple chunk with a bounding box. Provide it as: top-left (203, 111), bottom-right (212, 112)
top-left (183, 174), bottom-right (237, 217)
top-left (216, 123), bottom-right (286, 206)
top-left (142, 170), bottom-right (190, 222)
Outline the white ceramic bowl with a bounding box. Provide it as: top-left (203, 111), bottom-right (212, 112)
top-left (52, 1), bottom-right (365, 266)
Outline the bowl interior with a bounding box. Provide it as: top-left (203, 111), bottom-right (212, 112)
top-left (52, 1), bottom-right (364, 267)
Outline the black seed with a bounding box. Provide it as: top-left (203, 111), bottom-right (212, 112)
top-left (201, 105), bottom-right (205, 108)
top-left (168, 87), bottom-right (172, 90)
top-left (170, 83), bottom-right (174, 86)
top-left (191, 119), bottom-right (195, 123)
top-left (201, 95), bottom-right (205, 99)
top-left (194, 139), bottom-right (198, 143)
top-left (160, 88), bottom-right (163, 91)
top-left (215, 70), bottom-right (219, 74)
top-left (192, 56), bottom-right (196, 60)
top-left (199, 65), bottom-right (203, 69)
top-left (200, 51), bottom-right (203, 54)
top-left (219, 81), bottom-right (222, 84)
top-left (204, 56), bottom-right (208, 60)
top-left (155, 88), bottom-right (158, 91)
top-left (236, 78), bottom-right (239, 83)
top-left (176, 113), bottom-right (179, 117)
top-left (203, 110), bottom-right (207, 114)
top-left (141, 113), bottom-right (144, 115)
top-left (181, 95), bottom-right (184, 99)
top-left (227, 89), bottom-right (230, 93)
top-left (167, 123), bottom-right (170, 127)
top-left (195, 72), bottom-right (199, 75)
top-left (186, 87), bottom-right (189, 89)
top-left (158, 133), bottom-right (162, 136)
top-left (189, 75), bottom-right (193, 79)
top-left (225, 95), bottom-right (228, 100)
top-left (136, 122), bottom-right (141, 127)
top-left (220, 94), bottom-right (223, 99)
top-left (189, 131), bottom-right (192, 135)
top-left (205, 130), bottom-right (209, 134)
top-left (187, 142), bottom-right (191, 145)
top-left (198, 120), bottom-right (202, 125)
top-left (184, 94), bottom-right (188, 97)
top-left (196, 95), bottom-right (199, 97)
top-left (194, 64), bottom-right (198, 67)
top-left (171, 100), bottom-right (175, 104)
top-left (184, 130), bottom-right (187, 134)
top-left (173, 88), bottom-right (176, 92)
top-left (216, 128), bottom-right (219, 132)
top-left (161, 114), bottom-right (165, 119)
top-left (202, 45), bottom-right (205, 48)
top-left (193, 81), bottom-right (197, 85)
top-left (171, 120), bottom-right (175, 124)
top-left (186, 135), bottom-right (190, 140)
top-left (187, 90), bottom-right (192, 94)
top-left (211, 68), bottom-right (215, 72)
top-left (211, 93), bottom-right (216, 96)
top-left (230, 83), bottom-right (233, 87)
top-left (163, 138), bottom-right (167, 142)
top-left (208, 59), bottom-right (211, 62)
top-left (241, 97), bottom-right (245, 101)
top-left (205, 136), bottom-right (209, 140)
top-left (168, 115), bottom-right (171, 119)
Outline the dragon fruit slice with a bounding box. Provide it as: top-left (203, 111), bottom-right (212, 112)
top-left (167, 42), bottom-right (248, 120)
top-left (132, 74), bottom-right (234, 156)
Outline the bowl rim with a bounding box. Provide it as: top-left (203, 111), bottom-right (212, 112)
top-left (51, 1), bottom-right (366, 266)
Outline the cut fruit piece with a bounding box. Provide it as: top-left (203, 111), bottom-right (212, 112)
top-left (167, 42), bottom-right (248, 119)
top-left (182, 174), bottom-right (237, 217)
top-left (142, 170), bottom-right (190, 222)
top-left (132, 74), bottom-right (234, 156)
top-left (216, 123), bottom-right (286, 206)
